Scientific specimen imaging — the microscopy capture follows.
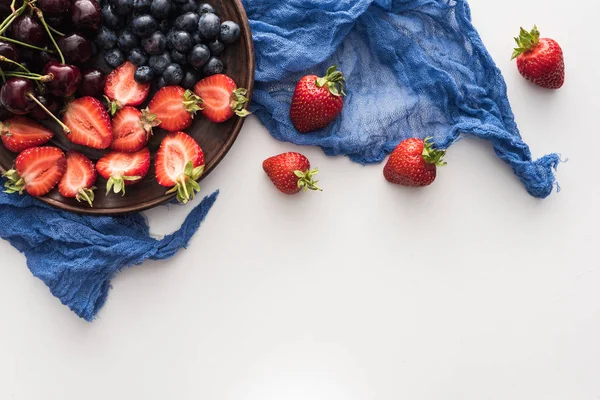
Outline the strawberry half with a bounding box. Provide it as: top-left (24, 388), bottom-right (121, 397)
top-left (147, 86), bottom-right (203, 131)
top-left (58, 151), bottom-right (97, 207)
top-left (193, 74), bottom-right (250, 123)
top-left (3, 146), bottom-right (66, 196)
top-left (110, 107), bottom-right (160, 153)
top-left (0, 116), bottom-right (54, 153)
top-left (155, 131), bottom-right (204, 203)
top-left (96, 147), bottom-right (150, 196)
top-left (104, 61), bottom-right (151, 115)
top-left (62, 96), bottom-right (113, 150)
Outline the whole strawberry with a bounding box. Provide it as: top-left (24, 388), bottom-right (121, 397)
top-left (383, 137), bottom-right (446, 187)
top-left (290, 66), bottom-right (345, 133)
top-left (263, 152), bottom-right (322, 195)
top-left (512, 26), bottom-right (565, 89)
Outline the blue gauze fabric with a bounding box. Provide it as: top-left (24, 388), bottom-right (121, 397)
top-left (243, 0), bottom-right (560, 198)
top-left (0, 188), bottom-right (219, 321)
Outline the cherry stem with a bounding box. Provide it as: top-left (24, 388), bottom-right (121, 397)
top-left (0, 55), bottom-right (31, 73)
top-left (0, 35), bottom-right (54, 53)
top-left (48, 25), bottom-right (64, 37)
top-left (26, 92), bottom-right (70, 134)
top-left (33, 8), bottom-right (64, 64)
top-left (0, 67), bottom-right (5, 83)
top-left (0, 0), bottom-right (28, 35)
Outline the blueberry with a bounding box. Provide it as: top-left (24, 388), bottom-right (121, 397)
top-left (104, 48), bottom-right (126, 68)
top-left (207, 39), bottom-right (224, 55)
top-left (170, 30), bottom-right (193, 53)
top-left (131, 14), bottom-right (159, 37)
top-left (134, 65), bottom-right (154, 83)
top-left (157, 76), bottom-right (167, 88)
top-left (192, 31), bottom-right (203, 44)
top-left (219, 21), bottom-right (240, 44)
top-left (141, 31), bottom-right (166, 55)
top-left (175, 0), bottom-right (196, 13)
top-left (172, 0), bottom-right (187, 5)
top-left (197, 13), bottom-right (220, 40)
top-left (170, 49), bottom-right (187, 65)
top-left (117, 30), bottom-right (139, 53)
top-left (159, 19), bottom-right (170, 33)
top-left (174, 12), bottom-right (199, 32)
top-left (109, 0), bottom-right (134, 15)
top-left (128, 47), bottom-right (148, 66)
top-left (133, 0), bottom-right (151, 12)
top-left (150, 0), bottom-right (170, 19)
top-left (95, 26), bottom-right (117, 49)
top-left (181, 68), bottom-right (200, 89)
top-left (149, 52), bottom-right (171, 74)
top-left (162, 63), bottom-right (183, 85)
top-left (102, 4), bottom-right (126, 30)
top-left (187, 43), bottom-right (210, 69)
top-left (202, 56), bottom-right (223, 76)
top-left (197, 3), bottom-right (214, 14)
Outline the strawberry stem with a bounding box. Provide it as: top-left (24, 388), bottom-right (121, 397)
top-left (315, 65), bottom-right (346, 97)
top-left (164, 161), bottom-right (204, 203)
top-left (511, 25), bottom-right (540, 60)
top-left (2, 168), bottom-right (25, 194)
top-left (76, 187), bottom-right (96, 207)
top-left (421, 137), bottom-right (446, 166)
top-left (294, 168), bottom-right (322, 192)
top-left (26, 92), bottom-right (70, 134)
top-left (182, 89), bottom-right (203, 114)
top-left (229, 88), bottom-right (251, 117)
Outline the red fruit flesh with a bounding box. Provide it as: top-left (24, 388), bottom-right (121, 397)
top-left (58, 151), bottom-right (97, 205)
top-left (0, 116), bottom-right (54, 152)
top-left (97, 147), bottom-right (150, 187)
top-left (62, 96), bottom-right (113, 149)
top-left (155, 131), bottom-right (204, 187)
top-left (14, 146), bottom-right (66, 196)
top-left (517, 38), bottom-right (564, 89)
top-left (193, 74), bottom-right (236, 123)
top-left (148, 86), bottom-right (202, 131)
top-left (104, 61), bottom-right (151, 109)
top-left (110, 107), bottom-right (157, 152)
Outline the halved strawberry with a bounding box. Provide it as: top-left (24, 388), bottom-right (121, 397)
top-left (155, 131), bottom-right (204, 203)
top-left (62, 96), bottom-right (113, 150)
top-left (0, 116), bottom-right (54, 153)
top-left (147, 86), bottom-right (202, 131)
top-left (3, 146), bottom-right (66, 196)
top-left (193, 74), bottom-right (250, 123)
top-left (110, 107), bottom-right (160, 153)
top-left (58, 151), bottom-right (97, 207)
top-left (96, 147), bottom-right (150, 196)
top-left (104, 61), bottom-right (151, 115)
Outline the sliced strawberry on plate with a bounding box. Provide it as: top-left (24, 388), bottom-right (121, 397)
top-left (147, 86), bottom-right (203, 131)
top-left (104, 61), bottom-right (151, 115)
top-left (3, 146), bottom-right (66, 196)
top-left (193, 74), bottom-right (250, 123)
top-left (62, 96), bottom-right (113, 150)
top-left (110, 107), bottom-right (160, 153)
top-left (96, 147), bottom-right (150, 196)
top-left (155, 131), bottom-right (204, 203)
top-left (0, 116), bottom-right (54, 153)
top-left (58, 151), bottom-right (97, 207)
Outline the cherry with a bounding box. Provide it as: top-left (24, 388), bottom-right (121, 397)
top-left (0, 103), bottom-right (13, 120)
top-left (0, 78), bottom-right (35, 114)
top-left (42, 61), bottom-right (82, 97)
top-left (30, 93), bottom-right (59, 120)
top-left (58, 33), bottom-right (92, 64)
top-left (38, 0), bottom-right (71, 15)
top-left (0, 41), bottom-right (19, 70)
top-left (71, 0), bottom-right (102, 31)
top-left (78, 68), bottom-right (106, 97)
top-left (11, 15), bottom-right (46, 47)
top-left (21, 48), bottom-right (57, 69)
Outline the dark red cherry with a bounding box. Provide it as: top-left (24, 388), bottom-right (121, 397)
top-left (0, 41), bottom-right (19, 70)
top-left (42, 61), bottom-right (82, 97)
top-left (0, 78), bottom-right (35, 114)
top-left (38, 0), bottom-right (71, 15)
top-left (78, 68), bottom-right (106, 97)
top-left (71, 0), bottom-right (102, 31)
top-left (11, 15), bottom-right (46, 47)
top-left (30, 93), bottom-right (59, 120)
top-left (58, 33), bottom-right (92, 64)
top-left (0, 102), bottom-right (13, 120)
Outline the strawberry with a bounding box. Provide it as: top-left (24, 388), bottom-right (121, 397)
top-left (147, 86), bottom-right (203, 131)
top-left (104, 61), bottom-right (151, 115)
top-left (110, 107), bottom-right (160, 153)
top-left (193, 74), bottom-right (250, 123)
top-left (290, 66), bottom-right (345, 133)
top-left (62, 96), bottom-right (113, 150)
top-left (96, 147), bottom-right (150, 196)
top-left (58, 151), bottom-right (97, 207)
top-left (262, 152), bottom-right (322, 195)
top-left (155, 131), bottom-right (204, 203)
top-left (383, 137), bottom-right (446, 187)
top-left (0, 116), bottom-right (53, 153)
top-left (512, 26), bottom-right (565, 89)
top-left (3, 146), bottom-right (66, 196)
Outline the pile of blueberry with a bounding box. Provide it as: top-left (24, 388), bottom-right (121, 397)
top-left (95, 0), bottom-right (241, 89)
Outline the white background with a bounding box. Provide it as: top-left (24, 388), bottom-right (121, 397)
top-left (1, 0), bottom-right (599, 399)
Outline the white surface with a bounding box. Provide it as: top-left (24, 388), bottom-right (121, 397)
top-left (1, 1), bottom-right (599, 399)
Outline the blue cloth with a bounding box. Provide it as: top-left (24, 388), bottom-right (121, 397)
top-left (244, 0), bottom-right (560, 198)
top-left (0, 188), bottom-right (219, 321)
